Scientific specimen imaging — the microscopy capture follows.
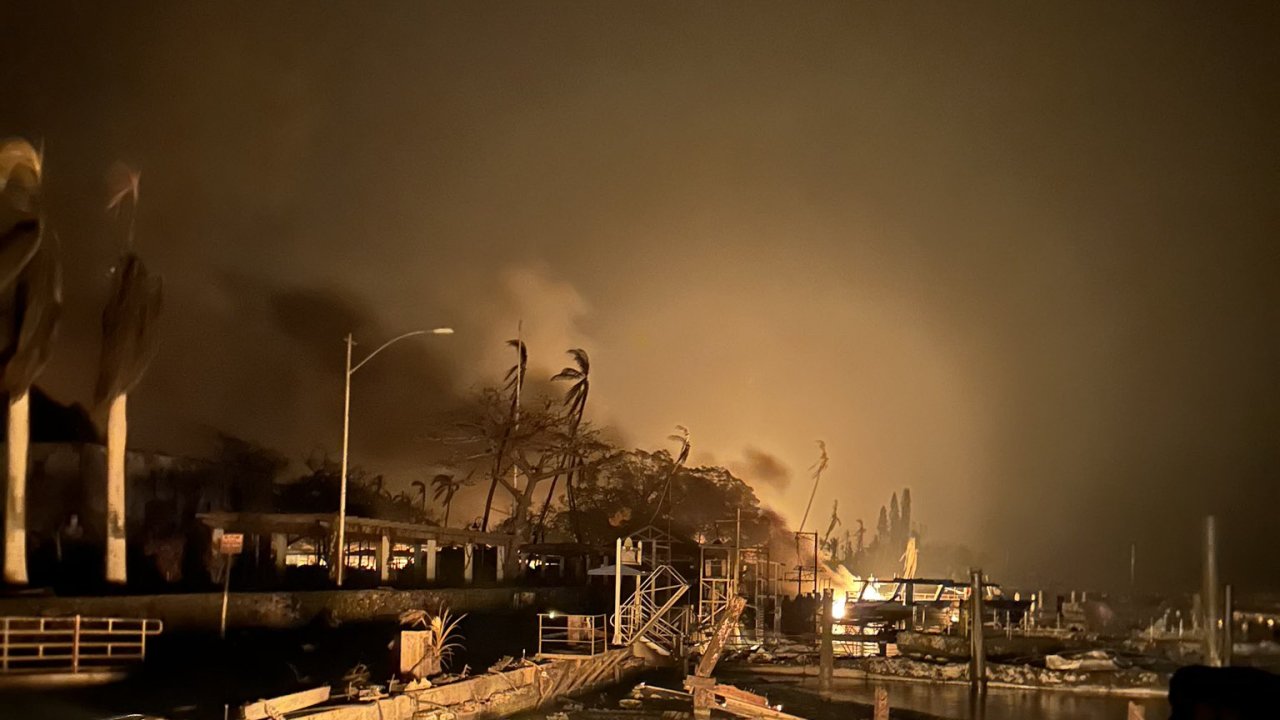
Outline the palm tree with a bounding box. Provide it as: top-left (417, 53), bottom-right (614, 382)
top-left (0, 139), bottom-right (61, 586)
top-left (798, 440), bottom-right (828, 533)
top-left (480, 336), bottom-right (525, 531)
top-left (536, 348), bottom-right (590, 539)
top-left (95, 165), bottom-right (163, 585)
top-left (647, 425), bottom-right (691, 525)
top-left (431, 474), bottom-right (462, 527)
top-left (411, 480), bottom-right (427, 513)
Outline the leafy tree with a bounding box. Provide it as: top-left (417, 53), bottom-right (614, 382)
top-left (889, 492), bottom-right (901, 546)
top-left (446, 386), bottom-right (616, 574)
top-left (901, 487), bottom-right (912, 539)
top-left (876, 505), bottom-right (889, 545)
top-left (556, 447), bottom-right (786, 550)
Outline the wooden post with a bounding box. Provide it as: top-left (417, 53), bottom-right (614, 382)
top-left (463, 543), bottom-right (474, 584)
top-left (71, 614), bottom-right (81, 673)
top-left (1223, 583), bottom-right (1234, 667)
top-left (425, 539), bottom-right (437, 582)
top-left (1203, 516), bottom-right (1221, 666)
top-left (378, 532), bottom-right (391, 583)
top-left (811, 532), bottom-right (819, 595)
top-left (969, 569), bottom-right (986, 691)
top-left (220, 555), bottom-right (234, 640)
top-left (873, 685), bottom-right (889, 720)
top-left (819, 588), bottom-right (834, 696)
top-left (496, 544), bottom-right (506, 582)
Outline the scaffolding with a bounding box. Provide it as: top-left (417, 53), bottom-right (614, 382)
top-left (785, 531), bottom-right (820, 597)
top-left (696, 515), bottom-right (782, 645)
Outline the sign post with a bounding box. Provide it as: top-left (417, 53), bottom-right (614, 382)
top-left (219, 533), bottom-right (243, 639)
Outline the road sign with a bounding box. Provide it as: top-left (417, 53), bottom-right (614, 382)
top-left (219, 533), bottom-right (244, 555)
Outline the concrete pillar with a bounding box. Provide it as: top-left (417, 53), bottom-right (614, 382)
top-left (463, 543), bottom-right (474, 584)
top-left (496, 545), bottom-right (506, 582)
top-left (271, 533), bottom-right (288, 573)
top-left (378, 533), bottom-right (391, 583)
top-left (425, 539), bottom-right (437, 582)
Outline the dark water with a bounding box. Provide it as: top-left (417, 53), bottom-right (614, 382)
top-left (730, 674), bottom-right (1169, 720)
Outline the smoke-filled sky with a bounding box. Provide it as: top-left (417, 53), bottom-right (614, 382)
top-left (4, 3), bottom-right (1277, 591)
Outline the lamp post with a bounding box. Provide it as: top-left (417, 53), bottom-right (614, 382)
top-left (336, 327), bottom-right (453, 587)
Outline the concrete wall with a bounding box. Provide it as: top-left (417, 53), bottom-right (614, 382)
top-left (0, 586), bottom-right (588, 632)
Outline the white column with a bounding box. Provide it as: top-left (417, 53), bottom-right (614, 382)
top-left (271, 533), bottom-right (288, 572)
top-left (425, 539), bottom-right (438, 582)
top-left (105, 394), bottom-right (128, 585)
top-left (463, 543), bottom-right (474, 584)
top-left (496, 545), bottom-right (506, 582)
top-left (4, 390), bottom-right (30, 585)
top-left (378, 533), bottom-right (391, 583)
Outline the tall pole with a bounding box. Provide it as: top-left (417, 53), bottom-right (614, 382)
top-left (969, 569), bottom-right (987, 692)
top-left (1223, 584), bottom-right (1234, 667)
top-left (733, 508), bottom-right (741, 595)
top-left (1202, 515), bottom-right (1221, 667)
top-left (336, 334), bottom-right (353, 587)
top-left (613, 537), bottom-right (624, 644)
top-left (219, 554), bottom-right (234, 640)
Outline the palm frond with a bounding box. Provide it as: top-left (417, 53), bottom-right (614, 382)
top-left (0, 137), bottom-right (45, 290)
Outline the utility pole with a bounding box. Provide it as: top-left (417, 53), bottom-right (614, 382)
top-left (336, 334), bottom-right (354, 587)
top-left (1223, 584), bottom-right (1234, 667)
top-left (1203, 516), bottom-right (1221, 667)
top-left (335, 328), bottom-right (452, 587)
top-left (819, 587), bottom-right (834, 697)
top-left (969, 569), bottom-right (987, 693)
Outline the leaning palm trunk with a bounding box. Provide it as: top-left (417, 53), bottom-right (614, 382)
top-left (4, 390), bottom-right (28, 584)
top-left (0, 139), bottom-right (60, 586)
top-left (95, 169), bottom-right (163, 586)
top-left (104, 394), bottom-right (127, 582)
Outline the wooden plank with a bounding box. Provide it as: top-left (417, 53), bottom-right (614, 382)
top-left (694, 595), bottom-right (746, 678)
top-left (719, 696), bottom-right (806, 720)
top-left (241, 686), bottom-right (330, 720)
top-left (713, 684), bottom-right (768, 708)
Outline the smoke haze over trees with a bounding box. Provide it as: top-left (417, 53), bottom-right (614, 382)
top-left (1, 3), bottom-right (1277, 590)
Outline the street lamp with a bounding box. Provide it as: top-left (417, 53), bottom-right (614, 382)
top-left (336, 327), bottom-right (453, 587)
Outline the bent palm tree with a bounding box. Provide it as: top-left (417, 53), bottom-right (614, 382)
top-left (411, 480), bottom-right (427, 513)
top-left (95, 166), bottom-right (163, 585)
top-left (480, 336), bottom-right (525, 531)
top-left (647, 425), bottom-right (691, 525)
top-left (536, 348), bottom-right (590, 539)
top-left (798, 440), bottom-right (828, 533)
top-left (431, 473), bottom-right (462, 527)
top-left (0, 139), bottom-right (61, 586)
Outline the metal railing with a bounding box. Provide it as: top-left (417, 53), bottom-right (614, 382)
top-left (537, 614), bottom-right (607, 657)
top-left (614, 565), bottom-right (690, 655)
top-left (0, 616), bottom-right (163, 675)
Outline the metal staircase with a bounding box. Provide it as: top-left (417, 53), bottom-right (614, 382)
top-left (613, 564), bottom-right (690, 656)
